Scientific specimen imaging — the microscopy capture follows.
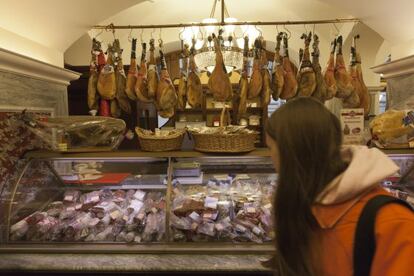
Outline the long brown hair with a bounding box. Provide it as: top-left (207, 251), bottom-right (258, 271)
top-left (266, 97), bottom-right (347, 276)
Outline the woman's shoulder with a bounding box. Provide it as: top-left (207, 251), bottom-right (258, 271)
top-left (357, 187), bottom-right (414, 224)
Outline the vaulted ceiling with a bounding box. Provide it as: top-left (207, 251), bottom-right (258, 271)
top-left (0, 0), bottom-right (413, 67)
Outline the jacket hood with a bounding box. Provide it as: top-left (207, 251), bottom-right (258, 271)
top-left (316, 146), bottom-right (399, 205)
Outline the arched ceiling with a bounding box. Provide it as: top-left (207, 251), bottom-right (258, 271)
top-left (1, 0), bottom-right (413, 51)
top-left (0, 0), bottom-right (144, 51)
top-left (1, 0), bottom-right (413, 66)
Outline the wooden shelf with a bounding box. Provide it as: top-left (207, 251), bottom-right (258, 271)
top-left (24, 148), bottom-right (272, 159)
top-left (205, 107), bottom-right (263, 113)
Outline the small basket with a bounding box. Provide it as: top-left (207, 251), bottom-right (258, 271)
top-left (136, 128), bottom-right (185, 152)
top-left (191, 132), bottom-right (258, 153)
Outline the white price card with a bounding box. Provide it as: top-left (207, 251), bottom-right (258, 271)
top-left (340, 108), bottom-right (364, 145)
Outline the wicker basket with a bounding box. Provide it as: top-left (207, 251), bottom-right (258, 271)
top-left (191, 132), bottom-right (258, 153)
top-left (136, 128), bottom-right (185, 152)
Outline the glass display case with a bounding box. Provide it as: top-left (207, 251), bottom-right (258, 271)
top-left (382, 150), bottom-right (414, 206)
top-left (0, 150), bottom-right (275, 253)
top-left (2, 149), bottom-right (411, 254)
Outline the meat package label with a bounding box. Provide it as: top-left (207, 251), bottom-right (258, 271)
top-left (340, 108), bottom-right (364, 145)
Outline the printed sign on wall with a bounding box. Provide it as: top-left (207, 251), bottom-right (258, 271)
top-left (340, 108), bottom-right (364, 145)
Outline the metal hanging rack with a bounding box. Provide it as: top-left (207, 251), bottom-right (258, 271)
top-left (92, 0), bottom-right (358, 30)
top-left (92, 18), bottom-right (359, 30)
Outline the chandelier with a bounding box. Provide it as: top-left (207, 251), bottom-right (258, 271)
top-left (180, 0), bottom-right (262, 73)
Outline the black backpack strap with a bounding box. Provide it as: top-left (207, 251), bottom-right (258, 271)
top-left (353, 194), bottom-right (413, 276)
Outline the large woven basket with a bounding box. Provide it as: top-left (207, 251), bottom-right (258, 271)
top-left (191, 132), bottom-right (258, 153)
top-left (136, 128), bottom-right (185, 152)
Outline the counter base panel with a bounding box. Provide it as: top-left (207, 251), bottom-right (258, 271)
top-left (0, 253), bottom-right (272, 272)
top-left (0, 243), bottom-right (274, 254)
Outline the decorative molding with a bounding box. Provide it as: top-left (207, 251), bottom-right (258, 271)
top-left (0, 48), bottom-right (81, 86)
top-left (367, 86), bottom-right (385, 92)
top-left (371, 55), bottom-right (414, 79)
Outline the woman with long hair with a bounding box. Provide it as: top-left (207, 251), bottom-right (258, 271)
top-left (265, 97), bottom-right (414, 275)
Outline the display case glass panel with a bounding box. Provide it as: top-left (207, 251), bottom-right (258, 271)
top-left (170, 156), bottom-right (276, 243)
top-left (0, 157), bottom-right (168, 244)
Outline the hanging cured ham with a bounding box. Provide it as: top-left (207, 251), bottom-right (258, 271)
top-left (237, 36), bottom-right (249, 121)
top-left (280, 33), bottom-right (298, 100)
top-left (353, 35), bottom-right (370, 115)
top-left (323, 39), bottom-right (337, 100)
top-left (156, 48), bottom-right (177, 118)
top-left (113, 39), bottom-right (131, 114)
top-left (125, 38), bottom-right (137, 101)
top-left (248, 39), bottom-right (263, 99)
top-left (87, 38), bottom-right (100, 111)
top-left (342, 35), bottom-right (362, 108)
top-left (147, 39), bottom-right (158, 101)
top-left (271, 33), bottom-right (284, 101)
top-left (177, 43), bottom-right (188, 110)
top-left (187, 41), bottom-right (203, 109)
top-left (261, 43), bottom-right (272, 107)
top-left (208, 32), bottom-right (232, 102)
top-left (297, 32), bottom-right (317, 97)
top-left (97, 44), bottom-right (116, 101)
top-left (135, 42), bottom-right (151, 102)
top-left (334, 35), bottom-right (354, 98)
top-left (311, 34), bottom-right (327, 102)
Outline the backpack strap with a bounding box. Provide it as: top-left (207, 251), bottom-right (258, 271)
top-left (353, 194), bottom-right (413, 276)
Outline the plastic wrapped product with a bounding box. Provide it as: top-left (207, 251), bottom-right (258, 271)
top-left (46, 201), bottom-right (64, 217)
top-left (173, 198), bottom-right (205, 216)
top-left (63, 190), bottom-right (81, 204)
top-left (18, 113), bottom-right (126, 152)
top-left (59, 209), bottom-right (77, 220)
top-left (112, 190), bottom-right (127, 204)
top-left (142, 213), bottom-right (159, 242)
top-left (92, 201), bottom-right (120, 218)
top-left (10, 220), bottom-right (29, 238)
top-left (85, 233), bottom-right (96, 242)
top-left (95, 226), bottom-right (115, 241)
top-left (100, 189), bottom-right (113, 201)
top-left (170, 214), bottom-right (192, 231)
top-left (202, 210), bottom-right (219, 222)
top-left (197, 221), bottom-right (216, 237)
top-left (156, 211), bottom-right (166, 241)
top-left (80, 191), bottom-right (101, 210)
top-left (125, 232), bottom-right (136, 243)
top-left (116, 231), bottom-right (127, 242)
top-left (133, 190), bottom-right (146, 201)
top-left (26, 212), bottom-right (47, 225)
top-left (127, 199), bottom-right (144, 214)
top-left (171, 228), bottom-right (186, 241)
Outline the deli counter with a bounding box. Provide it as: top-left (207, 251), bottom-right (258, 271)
top-left (0, 148), bottom-right (413, 273)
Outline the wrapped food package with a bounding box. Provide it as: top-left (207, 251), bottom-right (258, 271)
top-left (370, 110), bottom-right (414, 147)
top-left (10, 190), bottom-right (165, 243)
top-left (170, 179), bottom-right (274, 243)
top-left (18, 113), bottom-right (126, 152)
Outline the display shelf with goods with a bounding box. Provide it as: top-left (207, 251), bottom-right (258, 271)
top-left (0, 150), bottom-right (274, 254)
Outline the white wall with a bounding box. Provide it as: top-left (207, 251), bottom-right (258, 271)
top-left (390, 39), bottom-right (414, 61)
top-left (0, 27), bottom-right (63, 67)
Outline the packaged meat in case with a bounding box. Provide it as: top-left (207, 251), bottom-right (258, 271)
top-left (9, 189), bottom-right (166, 243)
top-left (169, 179), bottom-right (274, 243)
top-left (16, 112), bottom-right (126, 152)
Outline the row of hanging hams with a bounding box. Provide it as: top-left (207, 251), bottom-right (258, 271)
top-left (276, 32), bottom-right (370, 114)
top-left (87, 38), bottom-right (178, 118)
top-left (87, 31), bottom-right (371, 120)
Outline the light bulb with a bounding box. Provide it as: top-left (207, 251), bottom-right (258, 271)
top-left (202, 18), bottom-right (217, 34)
top-left (195, 39), bottom-right (204, 50)
top-left (236, 37), bottom-right (244, 49)
top-left (224, 17), bottom-right (237, 34)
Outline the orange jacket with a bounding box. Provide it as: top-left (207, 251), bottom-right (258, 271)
top-left (313, 186), bottom-right (414, 276)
